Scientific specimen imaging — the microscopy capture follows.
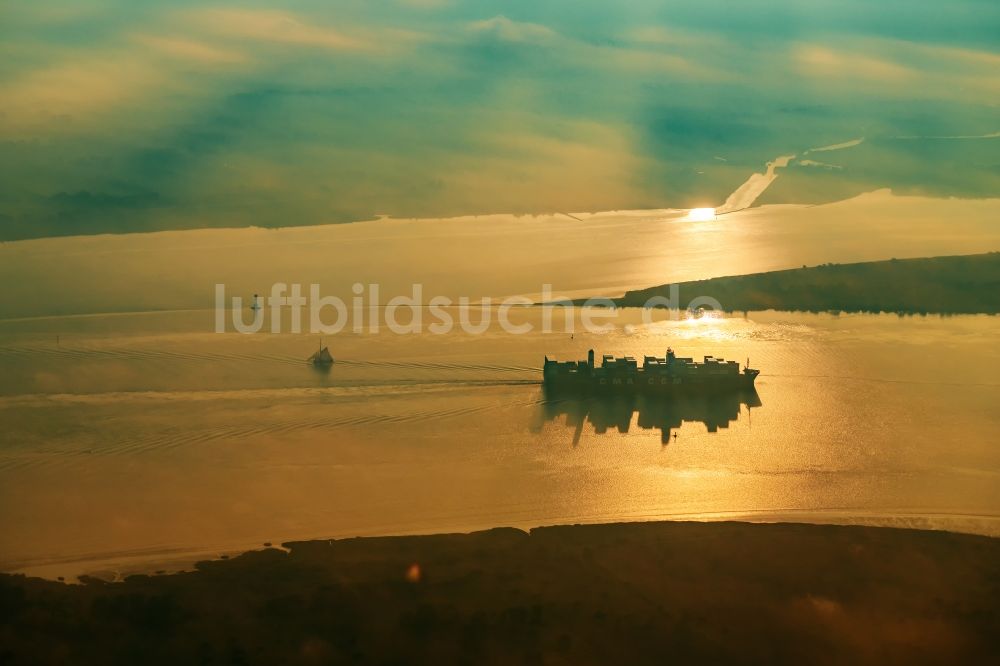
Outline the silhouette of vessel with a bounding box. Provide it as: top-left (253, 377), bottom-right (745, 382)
top-left (544, 348), bottom-right (759, 393)
top-left (309, 339), bottom-right (334, 366)
top-left (537, 387), bottom-right (761, 445)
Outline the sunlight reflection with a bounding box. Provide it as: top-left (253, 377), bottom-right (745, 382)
top-left (636, 310), bottom-right (738, 343)
top-left (683, 310), bottom-right (725, 324)
top-left (685, 207), bottom-right (717, 222)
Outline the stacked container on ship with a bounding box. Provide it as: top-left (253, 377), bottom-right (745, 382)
top-left (543, 348), bottom-right (759, 393)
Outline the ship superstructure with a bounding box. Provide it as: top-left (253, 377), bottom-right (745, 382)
top-left (543, 348), bottom-right (759, 392)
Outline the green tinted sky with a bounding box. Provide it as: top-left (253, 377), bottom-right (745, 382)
top-left (0, 0), bottom-right (997, 239)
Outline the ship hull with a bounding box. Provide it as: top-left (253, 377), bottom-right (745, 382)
top-left (543, 372), bottom-right (758, 394)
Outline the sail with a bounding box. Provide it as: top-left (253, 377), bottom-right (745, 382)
top-left (310, 346), bottom-right (334, 364)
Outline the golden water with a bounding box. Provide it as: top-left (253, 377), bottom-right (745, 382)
top-left (1, 308), bottom-right (998, 579)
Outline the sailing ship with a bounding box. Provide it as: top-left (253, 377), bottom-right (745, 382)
top-left (309, 339), bottom-right (334, 366)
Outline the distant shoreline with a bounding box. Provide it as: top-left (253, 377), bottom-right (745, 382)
top-left (2, 520), bottom-right (998, 664)
top-left (569, 252), bottom-right (1000, 315)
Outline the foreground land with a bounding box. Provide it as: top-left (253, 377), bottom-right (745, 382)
top-left (1, 521), bottom-right (998, 664)
top-left (607, 252), bottom-right (1000, 314)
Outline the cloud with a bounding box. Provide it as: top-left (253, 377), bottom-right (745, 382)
top-left (0, 28), bottom-right (252, 138)
top-left (626, 25), bottom-right (725, 49)
top-left (790, 38), bottom-right (998, 103)
top-left (0, 56), bottom-right (169, 136)
top-left (2, 0), bottom-right (999, 239)
top-left (877, 40), bottom-right (1000, 98)
top-left (442, 119), bottom-right (649, 214)
top-left (132, 34), bottom-right (248, 65)
top-left (0, 6), bottom-right (383, 138)
top-left (185, 9), bottom-right (368, 51)
top-left (795, 45), bottom-right (912, 82)
top-left (607, 47), bottom-right (724, 80)
top-left (883, 40), bottom-right (1000, 72)
top-left (467, 16), bottom-right (556, 43)
top-left (462, 16), bottom-right (717, 81)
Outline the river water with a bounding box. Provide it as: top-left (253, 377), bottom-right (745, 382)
top-left (1, 192), bottom-right (999, 579)
top-left (1, 308), bottom-right (998, 579)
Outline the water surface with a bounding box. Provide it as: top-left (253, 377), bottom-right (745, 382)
top-left (2, 308), bottom-right (998, 579)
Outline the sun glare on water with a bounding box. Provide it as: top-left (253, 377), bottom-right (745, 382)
top-left (686, 207), bottom-right (717, 222)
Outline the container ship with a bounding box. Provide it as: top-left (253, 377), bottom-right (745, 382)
top-left (543, 348), bottom-right (759, 393)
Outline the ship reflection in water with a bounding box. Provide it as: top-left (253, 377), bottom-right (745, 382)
top-left (535, 387), bottom-right (762, 446)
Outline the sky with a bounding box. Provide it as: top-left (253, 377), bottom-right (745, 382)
top-left (0, 0), bottom-right (997, 240)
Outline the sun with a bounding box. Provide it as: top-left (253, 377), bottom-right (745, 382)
top-left (686, 207), bottom-right (717, 222)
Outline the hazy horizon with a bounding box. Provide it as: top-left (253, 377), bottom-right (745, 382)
top-left (2, 0), bottom-right (998, 240)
